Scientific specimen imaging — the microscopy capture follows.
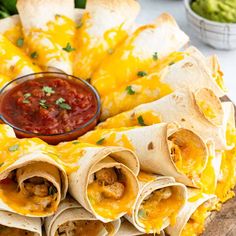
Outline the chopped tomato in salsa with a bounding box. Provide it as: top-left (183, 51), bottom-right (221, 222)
top-left (0, 76), bottom-right (99, 135)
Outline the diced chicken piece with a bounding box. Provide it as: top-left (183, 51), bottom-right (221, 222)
top-left (102, 182), bottom-right (125, 200)
top-left (24, 182), bottom-right (49, 197)
top-left (161, 187), bottom-right (172, 199)
top-left (96, 168), bottom-right (118, 185)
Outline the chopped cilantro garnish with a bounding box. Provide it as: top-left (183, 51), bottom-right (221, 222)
top-left (0, 163), bottom-right (4, 167)
top-left (126, 85), bottom-right (135, 95)
top-left (137, 71), bottom-right (148, 77)
top-left (138, 209), bottom-right (147, 218)
top-left (24, 93), bottom-right (31, 99)
top-left (169, 62), bottom-right (175, 66)
top-left (8, 144), bottom-right (19, 152)
top-left (63, 43), bottom-right (75, 52)
top-left (153, 52), bottom-right (158, 61)
top-left (76, 21), bottom-right (83, 29)
top-left (23, 100), bottom-right (30, 104)
top-left (96, 138), bottom-right (105, 145)
top-left (59, 103), bottom-right (71, 110)
top-left (72, 141), bottom-right (80, 145)
top-left (42, 86), bottom-right (55, 96)
top-left (39, 99), bottom-right (48, 109)
top-left (137, 115), bottom-right (146, 126)
top-left (30, 51), bottom-right (38, 59)
top-left (55, 97), bottom-right (65, 105)
top-left (16, 38), bottom-right (24, 47)
top-left (48, 186), bottom-right (57, 195)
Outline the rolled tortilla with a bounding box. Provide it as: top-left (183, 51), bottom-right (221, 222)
top-left (0, 124), bottom-right (16, 139)
top-left (0, 210), bottom-right (42, 236)
top-left (125, 173), bottom-right (187, 234)
top-left (0, 15), bottom-right (23, 45)
top-left (166, 189), bottom-right (217, 236)
top-left (17, 0), bottom-right (75, 74)
top-left (45, 197), bottom-right (120, 236)
top-left (0, 137), bottom-right (68, 217)
top-left (116, 218), bottom-right (165, 236)
top-left (56, 142), bottom-right (139, 222)
top-left (98, 89), bottom-right (230, 150)
top-left (0, 34), bottom-right (41, 79)
top-left (80, 123), bottom-right (208, 187)
top-left (100, 47), bottom-right (226, 120)
top-left (73, 0), bottom-right (140, 79)
top-left (91, 13), bottom-right (189, 97)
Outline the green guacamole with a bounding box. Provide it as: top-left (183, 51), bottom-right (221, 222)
top-left (191, 0), bottom-right (236, 23)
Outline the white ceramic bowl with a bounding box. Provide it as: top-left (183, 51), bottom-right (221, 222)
top-left (184, 0), bottom-right (236, 50)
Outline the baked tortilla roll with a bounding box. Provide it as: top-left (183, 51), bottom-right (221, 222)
top-left (56, 142), bottom-right (139, 222)
top-left (0, 138), bottom-right (68, 217)
top-left (0, 34), bottom-right (41, 79)
top-left (166, 189), bottom-right (217, 236)
top-left (117, 218), bottom-right (165, 236)
top-left (125, 173), bottom-right (187, 234)
top-left (73, 0), bottom-right (140, 79)
top-left (91, 13), bottom-right (189, 97)
top-left (0, 15), bottom-right (23, 45)
top-left (0, 210), bottom-right (42, 236)
top-left (17, 0), bottom-right (75, 74)
top-left (80, 123), bottom-right (208, 187)
top-left (98, 89), bottom-right (230, 150)
top-left (100, 47), bottom-right (226, 120)
top-left (45, 197), bottom-right (120, 236)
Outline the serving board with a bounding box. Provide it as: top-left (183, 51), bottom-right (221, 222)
top-left (203, 96), bottom-right (236, 236)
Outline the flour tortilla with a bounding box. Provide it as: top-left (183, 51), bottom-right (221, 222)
top-left (56, 143), bottom-right (139, 223)
top-left (99, 89), bottom-right (230, 150)
top-left (125, 176), bottom-right (187, 233)
top-left (17, 0), bottom-right (75, 74)
top-left (80, 123), bottom-right (208, 186)
top-left (0, 148), bottom-right (68, 217)
top-left (166, 189), bottom-right (217, 236)
top-left (45, 197), bottom-right (120, 236)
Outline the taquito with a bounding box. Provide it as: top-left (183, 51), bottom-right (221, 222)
top-left (126, 173), bottom-right (187, 234)
top-left (0, 136), bottom-right (68, 217)
top-left (100, 47), bottom-right (225, 120)
top-left (45, 197), bottom-right (120, 236)
top-left (98, 89), bottom-right (231, 150)
top-left (0, 210), bottom-right (42, 236)
top-left (73, 0), bottom-right (140, 79)
top-left (56, 142), bottom-right (139, 222)
top-left (166, 189), bottom-right (217, 236)
top-left (17, 0), bottom-right (75, 74)
top-left (91, 13), bottom-right (189, 97)
top-left (80, 123), bottom-right (208, 187)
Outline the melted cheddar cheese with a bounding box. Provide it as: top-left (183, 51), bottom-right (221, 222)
top-left (181, 203), bottom-right (211, 236)
top-left (138, 187), bottom-right (184, 233)
top-left (73, 12), bottom-right (128, 79)
top-left (79, 129), bottom-right (135, 151)
top-left (98, 110), bottom-right (161, 129)
top-left (0, 34), bottom-right (40, 79)
top-left (3, 24), bottom-right (24, 46)
top-left (24, 15), bottom-right (75, 72)
top-left (0, 74), bottom-right (11, 89)
top-left (138, 171), bottom-right (157, 183)
top-left (87, 169), bottom-right (136, 220)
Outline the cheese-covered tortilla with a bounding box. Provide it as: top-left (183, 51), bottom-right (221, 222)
top-left (0, 134), bottom-right (68, 217)
top-left (166, 189), bottom-right (217, 236)
top-left (91, 13), bottom-right (189, 97)
top-left (45, 197), bottom-right (120, 236)
top-left (98, 89), bottom-right (230, 150)
top-left (56, 142), bottom-right (139, 222)
top-left (0, 210), bottom-right (42, 236)
top-left (73, 0), bottom-right (140, 79)
top-left (17, 0), bottom-right (75, 74)
top-left (0, 34), bottom-right (41, 79)
top-left (80, 123), bottom-right (208, 187)
top-left (100, 47), bottom-right (226, 120)
top-left (126, 174), bottom-right (187, 234)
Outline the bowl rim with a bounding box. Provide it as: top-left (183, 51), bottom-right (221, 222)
top-left (0, 72), bottom-right (101, 137)
top-left (184, 0), bottom-right (236, 27)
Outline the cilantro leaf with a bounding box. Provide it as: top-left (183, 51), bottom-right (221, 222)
top-left (126, 85), bottom-right (135, 95)
top-left (137, 71), bottom-right (148, 77)
top-left (137, 115), bottom-right (146, 126)
top-left (42, 86), bottom-right (55, 96)
top-left (39, 99), bottom-right (48, 109)
top-left (63, 43), bottom-right (75, 52)
top-left (96, 138), bottom-right (105, 145)
top-left (153, 52), bottom-right (158, 61)
top-left (30, 51), bottom-right (38, 59)
top-left (8, 144), bottom-right (19, 152)
top-left (55, 97), bottom-right (65, 105)
top-left (16, 38), bottom-right (24, 47)
top-left (59, 103), bottom-right (71, 110)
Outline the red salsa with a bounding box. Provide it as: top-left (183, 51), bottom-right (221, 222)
top-left (0, 76), bottom-right (99, 135)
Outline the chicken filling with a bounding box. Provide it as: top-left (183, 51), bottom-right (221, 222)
top-left (138, 187), bottom-right (184, 233)
top-left (87, 167), bottom-right (135, 219)
top-left (0, 170), bottom-right (58, 215)
top-left (0, 225), bottom-right (36, 236)
top-left (55, 220), bottom-right (113, 236)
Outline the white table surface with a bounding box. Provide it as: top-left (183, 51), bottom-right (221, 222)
top-left (138, 0), bottom-right (236, 103)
